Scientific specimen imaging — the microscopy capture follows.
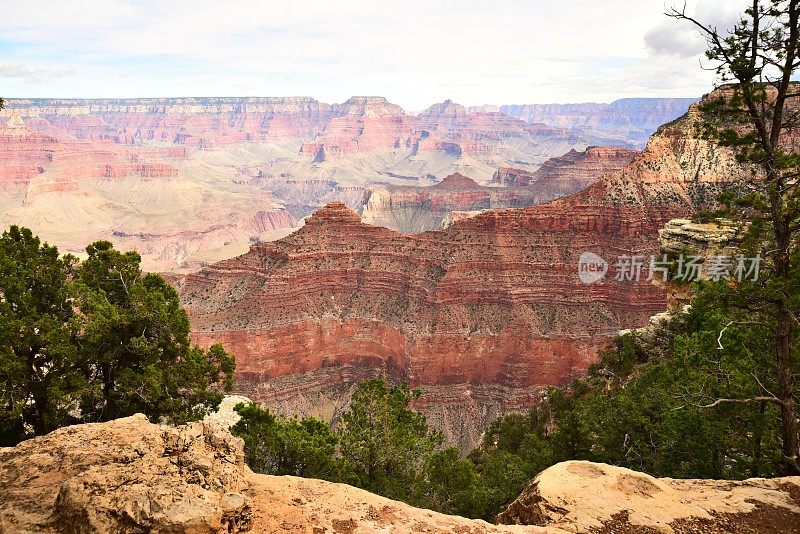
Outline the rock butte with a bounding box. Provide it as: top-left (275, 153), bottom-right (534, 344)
top-left (1, 415), bottom-right (797, 533)
top-left (173, 96), bottom-right (751, 450)
top-left (493, 146), bottom-right (638, 191)
top-left (361, 147), bottom-right (636, 233)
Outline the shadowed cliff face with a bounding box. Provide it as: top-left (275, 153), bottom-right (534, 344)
top-left (172, 99), bottom-right (750, 450)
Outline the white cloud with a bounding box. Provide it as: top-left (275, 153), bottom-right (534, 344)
top-left (645, 20), bottom-right (707, 58)
top-left (0, 63), bottom-right (75, 83)
top-left (644, 0), bottom-right (750, 58)
top-left (0, 0), bottom-right (754, 107)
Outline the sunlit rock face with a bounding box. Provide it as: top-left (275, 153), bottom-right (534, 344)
top-left (498, 460), bottom-right (800, 530)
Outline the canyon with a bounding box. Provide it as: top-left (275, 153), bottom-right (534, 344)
top-left (0, 97), bottom-right (686, 271)
top-left (172, 97), bottom-right (749, 450)
top-left (361, 144), bottom-right (636, 233)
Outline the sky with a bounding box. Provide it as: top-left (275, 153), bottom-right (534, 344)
top-left (0, 0), bottom-right (749, 110)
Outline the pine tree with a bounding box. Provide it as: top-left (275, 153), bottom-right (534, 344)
top-left (669, 0), bottom-right (800, 474)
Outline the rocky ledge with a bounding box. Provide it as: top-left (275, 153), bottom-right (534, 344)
top-left (0, 416), bottom-right (538, 533)
top-left (499, 460), bottom-right (800, 533)
top-left (0, 414), bottom-right (252, 533)
top-left (1, 417), bottom-right (798, 533)
top-left (658, 218), bottom-right (740, 256)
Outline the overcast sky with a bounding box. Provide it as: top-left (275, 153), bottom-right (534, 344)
top-left (0, 0), bottom-right (748, 110)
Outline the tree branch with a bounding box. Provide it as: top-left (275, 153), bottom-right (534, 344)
top-left (696, 396), bottom-right (783, 408)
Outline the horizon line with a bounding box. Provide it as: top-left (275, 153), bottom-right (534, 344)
top-left (1, 94), bottom-right (702, 110)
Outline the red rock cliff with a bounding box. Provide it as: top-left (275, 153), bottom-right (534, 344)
top-left (174, 101), bottom-right (750, 449)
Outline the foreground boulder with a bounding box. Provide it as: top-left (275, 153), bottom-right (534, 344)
top-left (3, 417), bottom-right (798, 533)
top-left (0, 414), bottom-right (253, 533)
top-left (0, 416), bottom-right (546, 533)
top-left (497, 460), bottom-right (800, 533)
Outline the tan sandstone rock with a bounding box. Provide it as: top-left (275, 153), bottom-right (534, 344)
top-left (0, 414), bottom-right (252, 533)
top-left (497, 460), bottom-right (800, 533)
top-left (3, 418), bottom-right (799, 533)
top-left (0, 416), bottom-right (549, 534)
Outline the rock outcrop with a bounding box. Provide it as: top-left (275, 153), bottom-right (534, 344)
top-left (0, 414), bottom-right (253, 533)
top-left (652, 218), bottom-right (742, 309)
top-left (491, 167), bottom-right (538, 187)
top-left (2, 418), bottom-right (797, 533)
top-left (492, 146), bottom-right (638, 196)
top-left (658, 218), bottom-right (739, 256)
top-left (0, 415), bottom-right (545, 533)
top-left (360, 172), bottom-right (547, 233)
top-left (497, 460), bottom-right (800, 533)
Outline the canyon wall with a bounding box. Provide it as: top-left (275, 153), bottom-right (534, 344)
top-left (361, 146), bottom-right (637, 233)
top-left (471, 98), bottom-right (698, 147)
top-left (0, 115), bottom-right (296, 272)
top-left (174, 100), bottom-right (748, 450)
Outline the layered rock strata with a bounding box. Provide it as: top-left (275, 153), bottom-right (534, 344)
top-left (493, 146), bottom-right (638, 193)
top-left (361, 147), bottom-right (637, 233)
top-left (173, 97), bottom-right (751, 450)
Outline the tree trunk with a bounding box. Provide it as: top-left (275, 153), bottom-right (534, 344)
top-left (777, 304), bottom-right (799, 475)
top-left (29, 388), bottom-right (48, 436)
top-left (102, 362), bottom-right (116, 421)
top-left (773, 196), bottom-right (799, 475)
top-left (751, 401), bottom-right (765, 478)
top-left (27, 345), bottom-right (49, 436)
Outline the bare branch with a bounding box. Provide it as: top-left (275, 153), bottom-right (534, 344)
top-left (697, 396), bottom-right (783, 408)
top-left (716, 320), bottom-right (769, 349)
top-left (717, 321), bottom-right (734, 350)
top-left (751, 372), bottom-right (778, 399)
